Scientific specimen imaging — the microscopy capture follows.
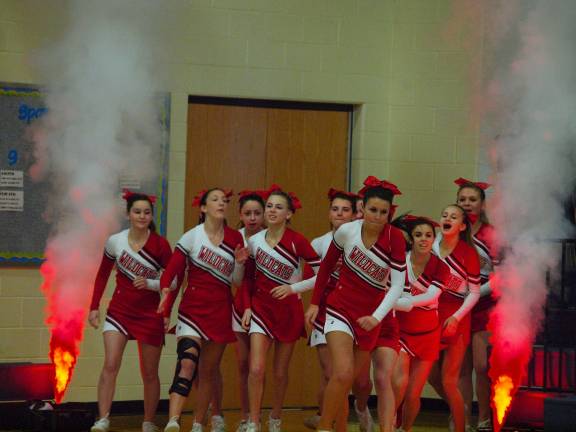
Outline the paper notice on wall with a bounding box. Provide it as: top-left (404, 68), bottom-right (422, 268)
top-left (0, 190), bottom-right (24, 211)
top-left (0, 170), bottom-right (24, 188)
top-left (119, 175), bottom-right (141, 191)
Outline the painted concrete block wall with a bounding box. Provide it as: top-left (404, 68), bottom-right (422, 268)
top-left (0, 0), bottom-right (482, 402)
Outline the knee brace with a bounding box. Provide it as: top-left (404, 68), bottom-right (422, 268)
top-left (169, 338), bottom-right (201, 397)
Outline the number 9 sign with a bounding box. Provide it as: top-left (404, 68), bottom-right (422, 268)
top-left (8, 149), bottom-right (18, 166)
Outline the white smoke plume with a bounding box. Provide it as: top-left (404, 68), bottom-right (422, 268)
top-left (484, 0), bottom-right (576, 351)
top-left (31, 0), bottom-right (166, 401)
top-left (445, 1), bottom-right (576, 426)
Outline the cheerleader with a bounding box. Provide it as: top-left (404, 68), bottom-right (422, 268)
top-left (391, 216), bottom-right (450, 432)
top-left (454, 178), bottom-right (498, 432)
top-left (210, 190), bottom-right (268, 432)
top-left (89, 191), bottom-right (176, 432)
top-left (230, 190), bottom-right (266, 432)
top-left (158, 188), bottom-right (248, 432)
top-left (240, 185), bottom-right (321, 432)
top-left (370, 200), bottom-right (407, 432)
top-left (427, 204), bottom-right (480, 432)
top-left (303, 188), bottom-right (374, 432)
top-left (305, 176), bottom-right (406, 432)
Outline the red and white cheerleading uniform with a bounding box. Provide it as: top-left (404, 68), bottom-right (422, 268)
top-left (161, 224), bottom-right (244, 344)
top-left (471, 223), bottom-right (498, 333)
top-left (311, 220), bottom-right (406, 351)
top-left (232, 227), bottom-right (251, 333)
top-left (309, 231), bottom-right (341, 347)
top-left (90, 230), bottom-right (174, 346)
top-left (375, 311), bottom-right (401, 352)
top-left (242, 227), bottom-right (321, 343)
top-left (432, 234), bottom-right (481, 348)
top-left (396, 252), bottom-right (450, 361)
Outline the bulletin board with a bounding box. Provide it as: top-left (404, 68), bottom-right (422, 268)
top-left (0, 83), bottom-right (170, 265)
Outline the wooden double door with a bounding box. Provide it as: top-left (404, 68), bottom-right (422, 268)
top-left (184, 97), bottom-right (350, 408)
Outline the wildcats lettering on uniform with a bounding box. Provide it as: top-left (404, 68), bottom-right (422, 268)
top-left (118, 251), bottom-right (159, 279)
top-left (443, 272), bottom-right (466, 295)
top-left (198, 246), bottom-right (234, 276)
top-left (348, 246), bottom-right (390, 282)
top-left (255, 248), bottom-right (294, 280)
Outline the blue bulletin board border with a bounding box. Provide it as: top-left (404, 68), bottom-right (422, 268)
top-left (157, 94), bottom-right (170, 239)
top-left (0, 84), bottom-right (171, 265)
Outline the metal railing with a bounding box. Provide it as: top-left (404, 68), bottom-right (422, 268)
top-left (521, 239), bottom-right (576, 393)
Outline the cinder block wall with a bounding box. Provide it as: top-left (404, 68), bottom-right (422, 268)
top-left (0, 0), bottom-right (482, 402)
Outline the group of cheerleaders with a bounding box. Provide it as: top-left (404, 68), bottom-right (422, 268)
top-left (88, 175), bottom-right (497, 432)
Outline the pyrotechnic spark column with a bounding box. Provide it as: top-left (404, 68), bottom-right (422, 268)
top-left (32, 0), bottom-right (163, 402)
top-left (447, 1), bottom-right (576, 429)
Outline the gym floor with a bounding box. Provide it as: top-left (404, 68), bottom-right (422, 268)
top-left (102, 408), bottom-right (452, 432)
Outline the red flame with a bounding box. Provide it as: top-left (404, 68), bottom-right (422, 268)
top-left (492, 375), bottom-right (514, 427)
top-left (40, 257), bottom-right (87, 403)
top-left (37, 186), bottom-right (117, 403)
top-left (487, 267), bottom-right (536, 432)
top-left (489, 351), bottom-right (528, 432)
top-left (51, 346), bottom-right (76, 402)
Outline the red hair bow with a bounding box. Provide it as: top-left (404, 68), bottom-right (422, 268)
top-left (358, 176), bottom-right (402, 196)
top-left (403, 214), bottom-right (440, 228)
top-left (121, 188), bottom-right (157, 204)
top-left (266, 184), bottom-right (282, 195)
top-left (289, 193), bottom-right (302, 210)
top-left (267, 184), bottom-right (302, 210)
top-left (191, 188), bottom-right (233, 207)
top-left (327, 188), bottom-right (359, 201)
top-left (191, 189), bottom-right (208, 207)
top-left (454, 177), bottom-right (491, 190)
top-left (238, 189), bottom-right (268, 200)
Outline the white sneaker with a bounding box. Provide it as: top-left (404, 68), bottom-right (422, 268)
top-left (143, 421), bottom-right (160, 432)
top-left (91, 417), bottom-right (110, 432)
top-left (235, 420), bottom-right (248, 432)
top-left (354, 400), bottom-right (374, 432)
top-left (303, 413), bottom-right (320, 430)
top-left (267, 416), bottom-right (281, 432)
top-left (191, 422), bottom-right (203, 432)
top-left (211, 415), bottom-right (226, 432)
top-left (245, 422), bottom-right (260, 432)
top-left (164, 416), bottom-right (180, 432)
